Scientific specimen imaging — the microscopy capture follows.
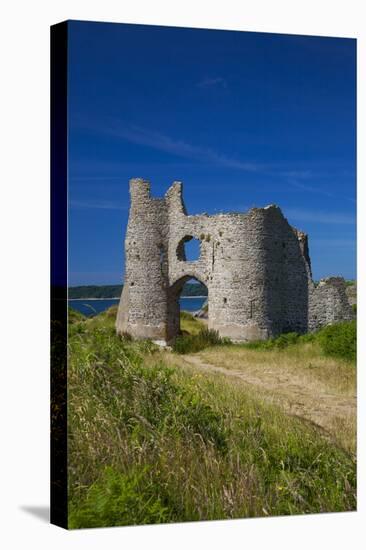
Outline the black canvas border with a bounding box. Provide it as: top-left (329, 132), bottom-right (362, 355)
top-left (50, 20), bottom-right (68, 529)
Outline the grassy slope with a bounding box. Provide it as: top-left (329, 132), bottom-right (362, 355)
top-left (67, 307), bottom-right (356, 528)
top-left (184, 341), bottom-right (356, 453)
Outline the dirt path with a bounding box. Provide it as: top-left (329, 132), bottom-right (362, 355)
top-left (181, 354), bottom-right (356, 446)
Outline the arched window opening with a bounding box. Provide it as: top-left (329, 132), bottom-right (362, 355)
top-left (176, 235), bottom-right (202, 262)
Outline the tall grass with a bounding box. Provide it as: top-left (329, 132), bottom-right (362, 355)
top-left (67, 307), bottom-right (356, 528)
top-left (173, 313), bottom-right (231, 354)
top-left (177, 315), bottom-right (356, 362)
top-left (173, 327), bottom-right (230, 354)
top-left (179, 310), bottom-right (206, 335)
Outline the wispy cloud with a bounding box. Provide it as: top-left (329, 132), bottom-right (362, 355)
top-left (78, 119), bottom-right (261, 173)
top-left (197, 76), bottom-right (227, 89)
top-left (287, 179), bottom-right (342, 200)
top-left (284, 207), bottom-right (355, 225)
top-left (70, 199), bottom-right (127, 211)
top-left (281, 170), bottom-right (356, 203)
top-left (280, 170), bottom-right (313, 179)
top-left (73, 116), bottom-right (355, 205)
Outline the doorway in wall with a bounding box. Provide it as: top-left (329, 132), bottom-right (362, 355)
top-left (167, 276), bottom-right (208, 341)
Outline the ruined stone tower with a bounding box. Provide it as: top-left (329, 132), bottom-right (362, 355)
top-left (116, 178), bottom-right (353, 343)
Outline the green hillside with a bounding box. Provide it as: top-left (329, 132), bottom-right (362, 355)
top-left (68, 282), bottom-right (208, 299)
top-left (66, 306), bottom-right (356, 528)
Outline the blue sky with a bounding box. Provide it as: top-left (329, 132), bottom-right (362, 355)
top-left (68, 21), bottom-right (356, 285)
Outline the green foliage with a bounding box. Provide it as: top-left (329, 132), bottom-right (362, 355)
top-left (180, 311), bottom-right (206, 336)
top-left (181, 282), bottom-right (208, 296)
top-left (274, 332), bottom-right (300, 348)
top-left (68, 282), bottom-right (208, 299)
top-left (241, 322), bottom-right (356, 363)
top-left (317, 321), bottom-right (356, 362)
top-left (69, 466), bottom-right (171, 528)
top-left (69, 285), bottom-right (123, 299)
top-left (68, 307), bottom-right (87, 336)
top-left (178, 394), bottom-right (228, 453)
top-left (352, 303), bottom-right (357, 314)
top-left (68, 307), bottom-right (86, 324)
top-left (180, 310), bottom-right (195, 320)
top-left (173, 328), bottom-right (230, 354)
top-left (243, 332), bottom-right (302, 351)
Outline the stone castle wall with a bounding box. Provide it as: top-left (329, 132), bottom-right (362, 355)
top-left (116, 178), bottom-right (354, 343)
top-left (308, 277), bottom-right (354, 331)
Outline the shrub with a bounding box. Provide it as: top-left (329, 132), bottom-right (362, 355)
top-left (241, 322), bottom-right (356, 363)
top-left (298, 332), bottom-right (316, 343)
top-left (317, 321), bottom-right (356, 362)
top-left (271, 332), bottom-right (299, 349)
top-left (243, 332), bottom-right (300, 351)
top-left (173, 328), bottom-right (229, 354)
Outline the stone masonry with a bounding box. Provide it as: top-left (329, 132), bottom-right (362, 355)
top-left (116, 178), bottom-right (354, 343)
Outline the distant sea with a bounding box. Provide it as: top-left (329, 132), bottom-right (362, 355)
top-left (68, 297), bottom-right (206, 317)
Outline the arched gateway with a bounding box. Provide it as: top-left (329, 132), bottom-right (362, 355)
top-left (116, 178), bottom-right (353, 344)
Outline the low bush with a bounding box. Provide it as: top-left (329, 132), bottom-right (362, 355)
top-left (243, 332), bottom-right (301, 351)
top-left (173, 328), bottom-right (230, 354)
top-left (241, 322), bottom-right (356, 363)
top-left (317, 321), bottom-right (356, 362)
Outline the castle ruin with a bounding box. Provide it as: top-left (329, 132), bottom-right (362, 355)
top-left (116, 178), bottom-right (353, 343)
